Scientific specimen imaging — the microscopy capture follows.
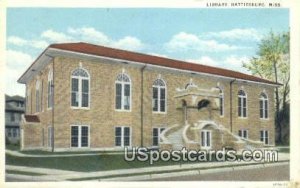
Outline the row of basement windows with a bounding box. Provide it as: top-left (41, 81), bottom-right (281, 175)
top-left (69, 125), bottom-right (269, 148)
top-left (70, 126), bottom-right (164, 148)
top-left (238, 129), bottom-right (269, 144)
top-left (33, 68), bottom-right (269, 119)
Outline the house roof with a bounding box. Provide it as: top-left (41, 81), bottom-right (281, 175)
top-left (19, 42), bottom-right (279, 86)
top-left (5, 94), bottom-right (25, 102)
top-left (24, 115), bottom-right (40, 123)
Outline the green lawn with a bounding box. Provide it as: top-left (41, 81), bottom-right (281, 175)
top-left (6, 153), bottom-right (216, 172)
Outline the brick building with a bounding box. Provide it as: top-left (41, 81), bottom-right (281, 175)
top-left (18, 42), bottom-right (279, 151)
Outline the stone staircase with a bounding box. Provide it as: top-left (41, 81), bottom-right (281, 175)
top-left (165, 127), bottom-right (185, 150)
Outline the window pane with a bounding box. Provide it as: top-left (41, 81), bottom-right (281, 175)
top-left (71, 78), bottom-right (79, 107)
top-left (244, 130), bottom-right (248, 138)
top-left (71, 126), bottom-right (79, 147)
top-left (115, 137), bottom-right (121, 146)
top-left (82, 93), bottom-right (89, 107)
top-left (243, 107), bottom-right (247, 117)
top-left (71, 92), bottom-right (79, 107)
top-left (238, 130), bottom-right (242, 137)
top-left (265, 101), bottom-right (268, 118)
top-left (115, 127), bottom-right (121, 146)
top-left (124, 127), bottom-right (130, 136)
top-left (160, 88), bottom-right (165, 100)
top-left (207, 132), bottom-right (211, 147)
top-left (153, 136), bottom-right (158, 146)
top-left (115, 127), bottom-right (121, 136)
top-left (81, 126), bottom-right (89, 147)
top-left (160, 99), bottom-right (165, 112)
top-left (153, 128), bottom-right (158, 136)
top-left (72, 78), bottom-right (79, 91)
top-left (82, 80), bottom-right (89, 93)
top-left (115, 84), bottom-right (122, 109)
top-left (81, 80), bottom-right (89, 107)
top-left (238, 98), bottom-right (241, 117)
top-left (220, 97), bottom-right (223, 115)
top-left (124, 136), bottom-right (130, 146)
top-left (124, 84), bottom-right (130, 110)
top-left (201, 131), bottom-right (205, 146)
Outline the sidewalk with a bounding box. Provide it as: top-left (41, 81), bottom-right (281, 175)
top-left (6, 152), bottom-right (290, 181)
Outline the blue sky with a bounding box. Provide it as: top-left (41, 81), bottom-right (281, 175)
top-left (6, 8), bottom-right (289, 96)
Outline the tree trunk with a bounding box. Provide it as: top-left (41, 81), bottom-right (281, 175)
top-left (273, 61), bottom-right (281, 144)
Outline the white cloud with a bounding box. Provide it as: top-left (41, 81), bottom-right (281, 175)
top-left (205, 28), bottom-right (263, 41)
top-left (186, 55), bottom-right (250, 73)
top-left (165, 32), bottom-right (240, 52)
top-left (31, 40), bottom-right (49, 49)
top-left (68, 27), bottom-right (110, 44)
top-left (6, 50), bottom-right (34, 96)
top-left (186, 56), bottom-right (218, 66)
top-left (7, 36), bottom-right (27, 46)
top-left (113, 36), bottom-right (144, 51)
top-left (7, 36), bottom-right (48, 49)
top-left (223, 55), bottom-right (250, 73)
top-left (41, 29), bottom-right (73, 42)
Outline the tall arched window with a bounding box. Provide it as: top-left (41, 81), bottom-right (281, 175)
top-left (48, 70), bottom-right (53, 109)
top-left (71, 68), bottom-right (90, 108)
top-left (115, 73), bottom-right (131, 110)
top-left (152, 79), bottom-right (166, 112)
top-left (238, 90), bottom-right (247, 117)
top-left (259, 92), bottom-right (268, 119)
top-left (35, 80), bottom-right (40, 112)
top-left (219, 89), bottom-right (224, 116)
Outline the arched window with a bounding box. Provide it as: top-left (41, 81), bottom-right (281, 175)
top-left (219, 89), bottom-right (224, 116)
top-left (259, 92), bottom-right (268, 119)
top-left (35, 80), bottom-right (40, 112)
top-left (48, 70), bottom-right (53, 108)
top-left (238, 90), bottom-right (247, 117)
top-left (152, 79), bottom-right (166, 112)
top-left (115, 73), bottom-right (131, 110)
top-left (71, 68), bottom-right (90, 108)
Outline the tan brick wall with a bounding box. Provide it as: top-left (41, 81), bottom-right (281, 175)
top-left (23, 55), bottom-right (276, 150)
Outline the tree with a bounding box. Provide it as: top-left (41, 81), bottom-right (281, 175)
top-left (243, 31), bottom-right (290, 145)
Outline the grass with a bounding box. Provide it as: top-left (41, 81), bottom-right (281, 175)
top-left (6, 170), bottom-right (46, 176)
top-left (6, 144), bottom-right (20, 151)
top-left (279, 148), bottom-right (290, 153)
top-left (6, 153), bottom-right (222, 172)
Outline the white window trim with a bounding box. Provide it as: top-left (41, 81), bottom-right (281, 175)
top-left (152, 78), bottom-right (167, 114)
top-left (238, 90), bottom-right (248, 118)
top-left (114, 126), bottom-right (132, 147)
top-left (152, 127), bottom-right (166, 146)
top-left (115, 73), bottom-right (132, 112)
top-left (200, 130), bottom-right (212, 149)
top-left (70, 68), bottom-right (91, 110)
top-left (239, 129), bottom-right (249, 139)
top-left (260, 130), bottom-right (269, 145)
top-left (259, 93), bottom-right (269, 120)
top-left (70, 125), bottom-right (90, 148)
